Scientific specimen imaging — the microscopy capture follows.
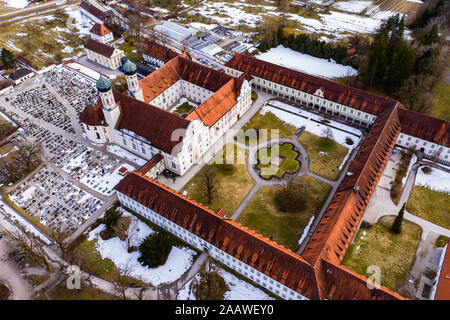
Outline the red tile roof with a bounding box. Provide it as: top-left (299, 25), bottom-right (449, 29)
top-left (115, 171), bottom-right (320, 299)
top-left (79, 90), bottom-right (190, 154)
top-left (186, 77), bottom-right (243, 126)
top-left (114, 171), bottom-right (404, 300)
top-left (225, 53), bottom-right (397, 115)
top-left (113, 91), bottom-right (190, 154)
top-left (137, 153), bottom-right (164, 174)
top-left (79, 102), bottom-right (105, 126)
top-left (399, 109), bottom-right (450, 148)
top-left (90, 23), bottom-right (112, 36)
top-left (435, 244), bottom-right (450, 300)
top-left (84, 38), bottom-right (116, 58)
top-left (142, 40), bottom-right (178, 63)
top-left (303, 104), bottom-right (402, 266)
top-left (139, 54), bottom-right (234, 104)
top-left (80, 1), bottom-right (112, 21)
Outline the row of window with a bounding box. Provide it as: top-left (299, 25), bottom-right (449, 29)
top-left (118, 193), bottom-right (307, 300)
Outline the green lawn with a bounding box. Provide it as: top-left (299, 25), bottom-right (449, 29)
top-left (256, 143), bottom-right (300, 179)
top-left (237, 111), bottom-right (297, 146)
top-left (47, 281), bottom-right (119, 300)
top-left (237, 176), bottom-right (331, 251)
top-left (298, 131), bottom-right (349, 180)
top-left (181, 144), bottom-right (254, 217)
top-left (67, 234), bottom-right (119, 282)
top-left (407, 186), bottom-right (450, 229)
top-left (342, 217), bottom-right (422, 292)
top-left (117, 41), bottom-right (142, 61)
top-left (429, 79), bottom-right (450, 121)
top-left (173, 101), bottom-right (196, 116)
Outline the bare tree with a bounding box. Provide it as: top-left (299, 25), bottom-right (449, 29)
top-left (192, 259), bottom-right (228, 300)
top-left (432, 146), bottom-right (443, 162)
top-left (197, 165), bottom-right (219, 204)
top-left (15, 141), bottom-right (42, 171)
top-left (52, 227), bottom-right (67, 259)
top-left (124, 220), bottom-right (139, 252)
top-left (4, 224), bottom-right (51, 271)
top-left (114, 259), bottom-right (136, 300)
top-left (322, 127), bottom-right (334, 143)
top-left (125, 10), bottom-right (144, 37)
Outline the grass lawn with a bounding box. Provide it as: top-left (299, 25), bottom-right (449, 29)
top-left (27, 274), bottom-right (50, 288)
top-left (173, 101), bottom-right (196, 116)
top-left (117, 41), bottom-right (142, 61)
top-left (298, 131), bottom-right (349, 180)
top-left (407, 186), bottom-right (450, 229)
top-left (237, 111), bottom-right (297, 146)
top-left (429, 79), bottom-right (450, 121)
top-left (0, 11), bottom-right (86, 68)
top-left (47, 281), bottom-right (119, 300)
top-left (237, 176), bottom-right (331, 251)
top-left (256, 143), bottom-right (300, 179)
top-left (342, 217), bottom-right (422, 292)
top-left (181, 144), bottom-right (254, 217)
top-left (66, 233), bottom-right (119, 282)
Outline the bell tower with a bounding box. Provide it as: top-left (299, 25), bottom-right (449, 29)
top-left (123, 58), bottom-right (144, 102)
top-left (97, 75), bottom-right (120, 127)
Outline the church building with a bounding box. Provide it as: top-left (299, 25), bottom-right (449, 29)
top-left (80, 53), bottom-right (252, 177)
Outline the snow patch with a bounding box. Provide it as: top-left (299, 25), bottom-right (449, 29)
top-left (256, 45), bottom-right (357, 79)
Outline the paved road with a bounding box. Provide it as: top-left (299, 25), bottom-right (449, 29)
top-left (0, 212), bottom-right (36, 299)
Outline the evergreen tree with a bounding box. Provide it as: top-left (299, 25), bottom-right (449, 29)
top-left (391, 203), bottom-right (406, 234)
top-left (104, 208), bottom-right (122, 230)
top-left (1, 48), bottom-right (15, 68)
top-left (419, 24), bottom-right (440, 46)
top-left (138, 233), bottom-right (172, 268)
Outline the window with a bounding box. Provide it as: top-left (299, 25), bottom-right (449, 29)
top-left (171, 162), bottom-right (176, 169)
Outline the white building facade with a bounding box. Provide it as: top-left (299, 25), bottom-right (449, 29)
top-left (116, 189), bottom-right (308, 300)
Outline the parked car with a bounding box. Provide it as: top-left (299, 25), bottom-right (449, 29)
top-left (0, 233), bottom-right (3, 239)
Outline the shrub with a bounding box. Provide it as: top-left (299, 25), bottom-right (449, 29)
top-left (216, 163), bottom-right (235, 173)
top-left (193, 261), bottom-right (229, 300)
top-left (138, 233), bottom-right (172, 268)
top-left (435, 235), bottom-right (449, 248)
top-left (251, 91), bottom-right (258, 101)
top-left (421, 166), bottom-right (432, 174)
top-left (103, 208), bottom-right (122, 230)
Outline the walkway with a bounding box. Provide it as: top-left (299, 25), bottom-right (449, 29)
top-left (231, 115), bottom-right (340, 222)
top-left (364, 155), bottom-right (450, 240)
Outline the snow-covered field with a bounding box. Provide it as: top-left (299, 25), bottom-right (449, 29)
top-left (332, 1), bottom-right (373, 13)
top-left (106, 145), bottom-right (147, 167)
top-left (190, 0), bottom-right (401, 39)
top-left (256, 45), bottom-right (357, 79)
top-left (88, 208), bottom-right (197, 286)
top-left (263, 101), bottom-right (362, 170)
top-left (0, 200), bottom-right (52, 245)
top-left (80, 163), bottom-right (135, 196)
top-left (415, 166), bottom-right (450, 193)
top-left (3, 0), bottom-right (28, 9)
top-left (177, 267), bottom-right (274, 300)
top-left (65, 62), bottom-right (102, 81)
